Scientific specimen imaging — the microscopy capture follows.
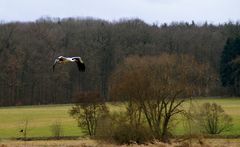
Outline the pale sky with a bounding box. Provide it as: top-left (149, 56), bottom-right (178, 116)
top-left (0, 0), bottom-right (239, 24)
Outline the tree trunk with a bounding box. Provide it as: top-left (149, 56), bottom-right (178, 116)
top-left (161, 116), bottom-right (170, 143)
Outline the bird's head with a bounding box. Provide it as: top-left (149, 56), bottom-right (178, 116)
top-left (58, 56), bottom-right (63, 59)
top-left (79, 57), bottom-right (84, 63)
top-left (58, 56), bottom-right (65, 61)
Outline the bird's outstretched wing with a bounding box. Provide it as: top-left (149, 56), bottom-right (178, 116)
top-left (73, 57), bottom-right (85, 72)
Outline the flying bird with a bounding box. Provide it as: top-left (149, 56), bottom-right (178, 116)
top-left (53, 56), bottom-right (85, 72)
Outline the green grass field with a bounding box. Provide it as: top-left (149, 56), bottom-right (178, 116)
top-left (1, 98), bottom-right (240, 139)
top-left (0, 104), bottom-right (82, 138)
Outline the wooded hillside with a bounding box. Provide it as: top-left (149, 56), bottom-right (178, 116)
top-left (0, 17), bottom-right (239, 106)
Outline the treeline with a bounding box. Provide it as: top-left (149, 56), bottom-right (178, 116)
top-left (0, 17), bottom-right (240, 106)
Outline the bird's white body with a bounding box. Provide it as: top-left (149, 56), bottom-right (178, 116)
top-left (61, 57), bottom-right (74, 63)
top-left (59, 57), bottom-right (83, 63)
top-left (66, 57), bottom-right (74, 61)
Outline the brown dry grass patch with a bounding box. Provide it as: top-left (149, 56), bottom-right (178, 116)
top-left (1, 138), bottom-right (240, 147)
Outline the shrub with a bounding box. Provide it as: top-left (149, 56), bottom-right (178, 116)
top-left (113, 123), bottom-right (152, 144)
top-left (69, 91), bottom-right (109, 136)
top-left (50, 120), bottom-right (63, 139)
top-left (95, 112), bottom-right (152, 144)
top-left (95, 113), bottom-right (114, 140)
top-left (193, 102), bottom-right (233, 134)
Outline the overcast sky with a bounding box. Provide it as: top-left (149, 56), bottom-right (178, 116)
top-left (0, 0), bottom-right (239, 24)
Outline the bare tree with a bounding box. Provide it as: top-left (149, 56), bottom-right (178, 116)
top-left (110, 54), bottom-right (213, 142)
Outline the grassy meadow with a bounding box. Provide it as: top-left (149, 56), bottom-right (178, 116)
top-left (0, 104), bottom-right (82, 138)
top-left (0, 98), bottom-right (240, 139)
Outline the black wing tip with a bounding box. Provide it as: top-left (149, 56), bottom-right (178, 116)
top-left (78, 62), bottom-right (85, 72)
top-left (74, 58), bottom-right (85, 72)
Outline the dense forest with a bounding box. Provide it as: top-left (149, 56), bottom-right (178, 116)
top-left (0, 17), bottom-right (240, 106)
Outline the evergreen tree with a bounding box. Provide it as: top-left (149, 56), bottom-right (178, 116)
top-left (220, 37), bottom-right (240, 95)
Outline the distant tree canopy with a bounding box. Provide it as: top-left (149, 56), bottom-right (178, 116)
top-left (220, 37), bottom-right (240, 95)
top-left (0, 17), bottom-right (240, 106)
